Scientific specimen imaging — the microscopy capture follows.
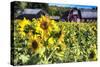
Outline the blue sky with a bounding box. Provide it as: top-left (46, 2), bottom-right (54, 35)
top-left (49, 3), bottom-right (97, 9)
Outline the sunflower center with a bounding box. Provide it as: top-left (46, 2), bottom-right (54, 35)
top-left (32, 40), bottom-right (38, 49)
top-left (40, 22), bottom-right (48, 30)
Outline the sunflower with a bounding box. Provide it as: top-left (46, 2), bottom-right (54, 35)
top-left (48, 37), bottom-right (55, 45)
top-left (88, 44), bottom-right (97, 61)
top-left (58, 28), bottom-right (65, 43)
top-left (57, 27), bottom-right (66, 51)
top-left (18, 18), bottom-right (30, 37)
top-left (36, 16), bottom-right (59, 40)
top-left (47, 37), bottom-right (56, 48)
top-left (28, 34), bottom-right (45, 54)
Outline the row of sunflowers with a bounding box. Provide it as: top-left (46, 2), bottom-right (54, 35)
top-left (11, 16), bottom-right (97, 65)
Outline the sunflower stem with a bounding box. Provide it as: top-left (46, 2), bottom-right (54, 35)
top-left (47, 47), bottom-right (57, 61)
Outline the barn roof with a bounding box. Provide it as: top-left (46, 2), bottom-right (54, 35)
top-left (22, 9), bottom-right (44, 14)
top-left (80, 9), bottom-right (97, 18)
top-left (16, 9), bottom-right (48, 20)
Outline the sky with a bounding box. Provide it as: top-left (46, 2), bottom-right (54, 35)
top-left (49, 3), bottom-right (97, 9)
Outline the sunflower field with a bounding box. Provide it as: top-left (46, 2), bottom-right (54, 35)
top-left (11, 16), bottom-right (97, 65)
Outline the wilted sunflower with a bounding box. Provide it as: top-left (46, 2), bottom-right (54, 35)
top-left (36, 16), bottom-right (59, 40)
